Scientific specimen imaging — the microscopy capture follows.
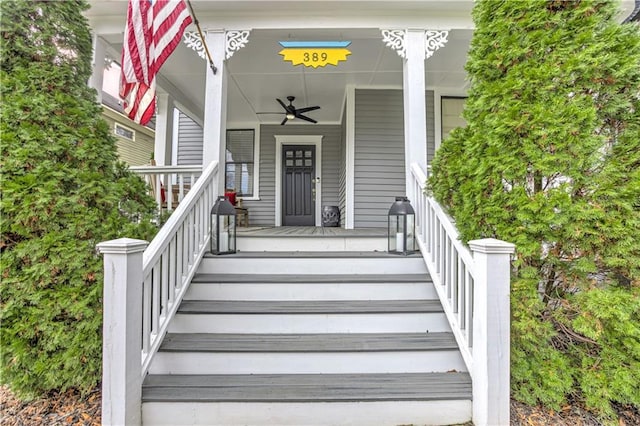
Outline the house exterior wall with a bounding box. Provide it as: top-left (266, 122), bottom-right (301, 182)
top-left (353, 89), bottom-right (406, 228)
top-left (353, 88), bottom-right (435, 228)
top-left (242, 124), bottom-right (342, 226)
top-left (102, 107), bottom-right (154, 166)
top-left (426, 90), bottom-right (436, 163)
top-left (176, 111), bottom-right (204, 165)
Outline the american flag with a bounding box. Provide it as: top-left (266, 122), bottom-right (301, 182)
top-left (119, 0), bottom-right (192, 125)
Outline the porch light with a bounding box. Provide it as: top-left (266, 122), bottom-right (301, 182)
top-left (210, 195), bottom-right (237, 255)
top-left (388, 196), bottom-right (416, 255)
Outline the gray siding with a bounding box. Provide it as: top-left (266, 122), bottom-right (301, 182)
top-left (177, 112), bottom-right (203, 165)
top-left (351, 89), bottom-right (435, 228)
top-left (426, 90), bottom-right (435, 164)
top-left (242, 124), bottom-right (342, 226)
top-left (354, 89), bottom-right (405, 228)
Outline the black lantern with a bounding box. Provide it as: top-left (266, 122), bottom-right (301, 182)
top-left (388, 196), bottom-right (416, 255)
top-left (210, 196), bottom-right (237, 255)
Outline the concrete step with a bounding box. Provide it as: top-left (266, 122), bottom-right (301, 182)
top-left (142, 373), bottom-right (472, 425)
top-left (167, 299), bottom-right (450, 334)
top-left (199, 251), bottom-right (427, 275)
top-left (148, 332), bottom-right (467, 375)
top-left (185, 273), bottom-right (436, 301)
top-left (237, 235), bottom-right (387, 252)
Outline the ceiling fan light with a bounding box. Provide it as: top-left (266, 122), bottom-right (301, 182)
top-left (286, 113), bottom-right (295, 120)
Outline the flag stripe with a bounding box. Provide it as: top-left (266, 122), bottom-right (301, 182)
top-left (120, 0), bottom-right (192, 126)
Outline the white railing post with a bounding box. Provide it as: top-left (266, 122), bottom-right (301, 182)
top-left (468, 238), bottom-right (515, 426)
top-left (97, 238), bottom-right (148, 426)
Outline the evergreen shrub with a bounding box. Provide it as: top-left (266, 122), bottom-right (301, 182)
top-left (0, 0), bottom-right (158, 397)
top-left (429, 0), bottom-right (640, 419)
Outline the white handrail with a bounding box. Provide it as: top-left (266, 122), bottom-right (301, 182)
top-left (140, 161), bottom-right (218, 376)
top-left (130, 165), bottom-right (203, 212)
top-left (411, 163), bottom-right (475, 369)
top-left (98, 161), bottom-right (219, 425)
top-left (410, 162), bottom-right (515, 426)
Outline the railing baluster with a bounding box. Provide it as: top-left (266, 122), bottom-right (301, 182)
top-left (452, 250), bottom-right (459, 312)
top-left (142, 273), bottom-right (152, 355)
top-left (465, 272), bottom-right (473, 345)
top-left (168, 238), bottom-right (176, 306)
top-left (161, 247), bottom-right (169, 320)
top-left (151, 265), bottom-right (160, 339)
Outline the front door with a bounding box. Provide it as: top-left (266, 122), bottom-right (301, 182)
top-left (282, 145), bottom-right (316, 226)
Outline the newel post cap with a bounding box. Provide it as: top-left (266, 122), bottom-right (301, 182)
top-left (97, 238), bottom-right (148, 254)
top-left (468, 238), bottom-right (515, 254)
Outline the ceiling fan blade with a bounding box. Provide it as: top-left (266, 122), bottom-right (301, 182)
top-left (296, 114), bottom-right (317, 124)
top-left (280, 117), bottom-right (288, 125)
top-left (276, 98), bottom-right (288, 111)
top-left (296, 105), bottom-right (320, 114)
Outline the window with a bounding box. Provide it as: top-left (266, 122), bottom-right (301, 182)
top-left (225, 129), bottom-right (255, 197)
top-left (114, 123), bottom-right (135, 141)
top-left (440, 97), bottom-right (467, 141)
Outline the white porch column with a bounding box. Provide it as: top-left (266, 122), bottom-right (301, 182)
top-left (89, 35), bottom-right (107, 103)
top-left (96, 238), bottom-right (148, 426)
top-left (382, 29), bottom-right (448, 206)
top-left (200, 30), bottom-right (251, 192)
top-left (202, 30), bottom-right (228, 193)
top-left (468, 238), bottom-right (516, 426)
top-left (154, 93), bottom-right (175, 165)
top-left (402, 29), bottom-right (428, 205)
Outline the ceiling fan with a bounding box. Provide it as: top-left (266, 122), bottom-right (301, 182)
top-left (257, 96), bottom-right (320, 125)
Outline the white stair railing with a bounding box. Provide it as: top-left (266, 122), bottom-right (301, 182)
top-left (410, 163), bottom-right (515, 426)
top-left (129, 164), bottom-right (203, 212)
top-left (97, 161), bottom-right (218, 426)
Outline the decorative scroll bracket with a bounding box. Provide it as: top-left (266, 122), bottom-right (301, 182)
top-left (183, 29), bottom-right (251, 61)
top-left (381, 29), bottom-right (406, 59)
top-left (381, 29), bottom-right (449, 60)
top-left (425, 30), bottom-right (449, 59)
top-left (225, 30), bottom-right (251, 60)
top-left (183, 31), bottom-right (206, 60)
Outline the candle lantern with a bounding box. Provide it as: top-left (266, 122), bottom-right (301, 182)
top-left (388, 196), bottom-right (416, 255)
top-left (210, 195), bottom-right (237, 255)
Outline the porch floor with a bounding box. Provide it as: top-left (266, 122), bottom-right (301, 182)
top-left (237, 226), bottom-right (387, 237)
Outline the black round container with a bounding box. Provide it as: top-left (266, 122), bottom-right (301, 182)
top-left (321, 205), bottom-right (340, 227)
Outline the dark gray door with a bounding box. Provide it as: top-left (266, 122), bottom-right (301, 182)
top-left (282, 145), bottom-right (315, 226)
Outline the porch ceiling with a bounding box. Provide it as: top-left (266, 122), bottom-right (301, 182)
top-left (86, 1), bottom-right (475, 125)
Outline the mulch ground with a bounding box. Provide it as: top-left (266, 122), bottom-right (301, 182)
top-left (1, 385), bottom-right (638, 425)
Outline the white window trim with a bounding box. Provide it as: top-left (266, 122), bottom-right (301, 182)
top-left (345, 85), bottom-right (356, 229)
top-left (226, 125), bottom-right (260, 200)
top-left (114, 122), bottom-right (136, 142)
top-left (274, 135), bottom-right (323, 227)
top-left (434, 89), bottom-right (468, 151)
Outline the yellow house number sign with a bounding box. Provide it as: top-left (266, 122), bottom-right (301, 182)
top-left (279, 41), bottom-right (351, 68)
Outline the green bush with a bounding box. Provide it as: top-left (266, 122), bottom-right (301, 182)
top-left (0, 0), bottom-right (157, 398)
top-left (429, 0), bottom-right (640, 419)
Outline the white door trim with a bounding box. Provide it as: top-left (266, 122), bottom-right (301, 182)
top-left (275, 135), bottom-right (323, 227)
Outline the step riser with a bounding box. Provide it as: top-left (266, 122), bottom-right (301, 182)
top-left (168, 313), bottom-right (451, 334)
top-left (184, 282), bottom-right (437, 301)
top-left (238, 236), bottom-right (387, 252)
top-left (143, 400), bottom-right (472, 425)
top-left (198, 258), bottom-right (427, 275)
top-left (149, 350), bottom-right (467, 375)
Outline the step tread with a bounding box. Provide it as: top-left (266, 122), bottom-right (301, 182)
top-left (204, 251), bottom-right (422, 259)
top-left (192, 273), bottom-right (431, 284)
top-left (160, 332), bottom-right (458, 352)
top-left (142, 372), bottom-right (471, 402)
top-left (178, 299), bottom-right (443, 314)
